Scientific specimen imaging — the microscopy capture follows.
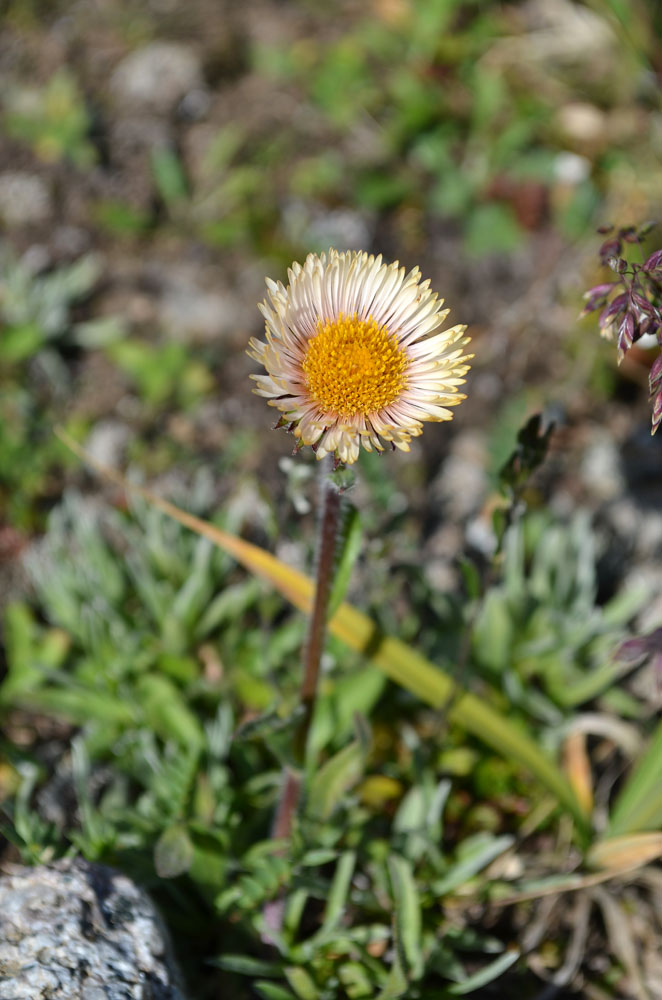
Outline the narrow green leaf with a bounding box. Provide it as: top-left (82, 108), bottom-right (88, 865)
top-left (433, 834), bottom-right (513, 896)
top-left (607, 720), bottom-right (662, 836)
top-left (255, 982), bottom-right (297, 1000)
top-left (377, 920), bottom-right (408, 1000)
top-left (0, 604), bottom-right (69, 704)
top-left (376, 959), bottom-right (407, 1000)
top-left (300, 848), bottom-right (339, 867)
top-left (12, 686), bottom-right (133, 726)
top-left (284, 967), bottom-right (319, 1000)
top-left (151, 147), bottom-right (188, 206)
top-left (307, 741), bottom-right (364, 821)
top-left (195, 579), bottom-right (263, 639)
top-left (284, 888), bottom-right (308, 940)
top-left (328, 505), bottom-right (362, 616)
top-left (317, 851), bottom-right (356, 937)
top-left (214, 955), bottom-right (281, 977)
top-left (137, 675), bottom-right (204, 749)
top-left (388, 854), bottom-right (423, 980)
top-left (447, 950), bottom-right (520, 994)
top-left (338, 961), bottom-right (374, 998)
top-left (472, 589), bottom-right (512, 672)
top-left (170, 537), bottom-right (214, 631)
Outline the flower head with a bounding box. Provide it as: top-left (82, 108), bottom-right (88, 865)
top-left (248, 250), bottom-right (472, 465)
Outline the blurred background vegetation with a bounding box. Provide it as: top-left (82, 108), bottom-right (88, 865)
top-left (1, 1), bottom-right (662, 998)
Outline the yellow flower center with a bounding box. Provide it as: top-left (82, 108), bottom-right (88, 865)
top-left (302, 313), bottom-right (408, 419)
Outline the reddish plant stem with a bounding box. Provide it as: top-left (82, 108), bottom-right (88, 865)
top-left (271, 767), bottom-right (302, 840)
top-left (264, 473), bottom-right (342, 940)
top-left (297, 476), bottom-right (342, 758)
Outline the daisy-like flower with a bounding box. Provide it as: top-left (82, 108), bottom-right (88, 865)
top-left (248, 249), bottom-right (472, 465)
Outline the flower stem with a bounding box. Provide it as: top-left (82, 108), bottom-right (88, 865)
top-left (283, 468), bottom-right (343, 793)
top-left (264, 467), bottom-right (342, 940)
top-left (296, 472), bottom-right (342, 759)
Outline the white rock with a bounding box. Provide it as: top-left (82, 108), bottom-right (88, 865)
top-left (84, 420), bottom-right (131, 469)
top-left (554, 151), bottom-right (591, 185)
top-left (0, 172), bottom-right (52, 226)
top-left (580, 433), bottom-right (625, 501)
top-left (433, 431), bottom-right (488, 520)
top-left (111, 43), bottom-right (202, 114)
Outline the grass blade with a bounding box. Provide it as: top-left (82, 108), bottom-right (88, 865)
top-left (447, 950), bottom-right (520, 995)
top-left (607, 720), bottom-right (662, 836)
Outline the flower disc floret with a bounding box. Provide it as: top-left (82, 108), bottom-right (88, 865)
top-left (248, 249), bottom-right (472, 465)
top-left (302, 313), bottom-right (408, 419)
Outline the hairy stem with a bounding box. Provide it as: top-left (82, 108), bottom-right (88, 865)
top-left (264, 469), bottom-right (342, 940)
top-left (297, 473), bottom-right (342, 757)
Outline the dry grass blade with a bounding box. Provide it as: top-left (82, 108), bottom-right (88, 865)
top-left (563, 730), bottom-right (593, 816)
top-left (551, 892), bottom-right (591, 987)
top-left (592, 886), bottom-right (650, 1000)
top-left (588, 833), bottom-right (662, 872)
top-left (564, 713), bottom-right (644, 758)
top-left (480, 862), bottom-right (661, 909)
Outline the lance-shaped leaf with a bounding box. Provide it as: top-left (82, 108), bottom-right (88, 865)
top-left (607, 720), bottom-right (662, 836)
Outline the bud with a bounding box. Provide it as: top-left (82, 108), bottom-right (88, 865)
top-left (607, 256), bottom-right (628, 274)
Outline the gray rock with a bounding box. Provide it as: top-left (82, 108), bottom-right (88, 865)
top-left (580, 432), bottom-right (625, 501)
top-left (281, 198), bottom-right (375, 253)
top-left (85, 420), bottom-right (131, 470)
top-left (432, 431), bottom-right (488, 520)
top-left (149, 263), bottom-right (248, 346)
top-left (0, 172), bottom-right (52, 226)
top-left (159, 277), bottom-right (239, 343)
top-left (0, 858), bottom-right (187, 999)
top-left (111, 43), bottom-right (203, 114)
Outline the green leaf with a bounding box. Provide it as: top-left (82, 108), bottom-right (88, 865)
top-left (377, 917), bottom-right (408, 1000)
top-left (154, 824), bottom-right (195, 878)
top-left (170, 537), bottom-right (215, 631)
top-left (195, 579), bottom-right (263, 639)
top-left (284, 967), bottom-right (319, 1000)
top-left (1, 604), bottom-right (53, 703)
top-left (214, 955), bottom-right (281, 977)
top-left (316, 851), bottom-right (356, 938)
top-left (137, 675), bottom-right (204, 749)
top-left (2, 323), bottom-right (43, 361)
top-left (464, 203), bottom-right (523, 257)
top-left (447, 949), bottom-right (520, 994)
top-left (151, 147), bottom-right (188, 206)
top-left (472, 589), bottom-right (513, 673)
top-left (338, 961), bottom-right (375, 999)
top-left (307, 741), bottom-right (365, 821)
top-left (14, 686), bottom-right (133, 726)
top-left (432, 834), bottom-right (514, 896)
top-left (328, 505), bottom-right (362, 617)
top-left (388, 854), bottom-right (423, 980)
top-left (255, 982), bottom-right (297, 1000)
top-left (313, 666), bottom-right (386, 753)
top-left (607, 720), bottom-right (662, 836)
